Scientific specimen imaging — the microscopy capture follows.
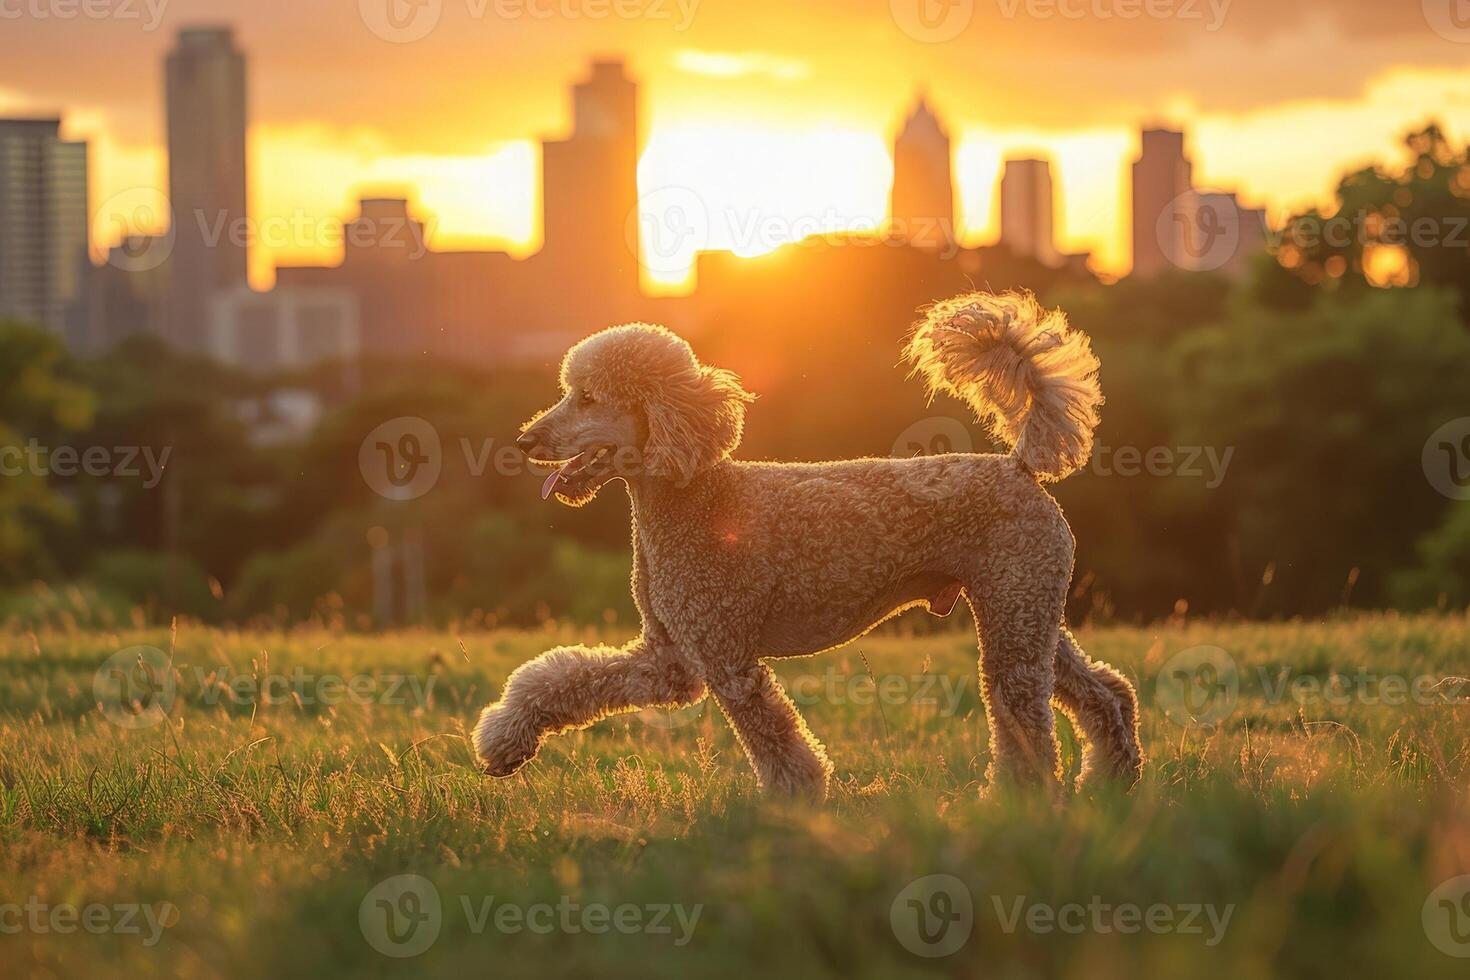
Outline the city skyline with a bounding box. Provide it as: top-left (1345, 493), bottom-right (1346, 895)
top-left (22, 40), bottom-right (1150, 368)
top-left (0, 31), bottom-right (1300, 367)
top-left (7, 4), bottom-right (1470, 287)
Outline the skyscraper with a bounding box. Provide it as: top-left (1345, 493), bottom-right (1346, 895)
top-left (1131, 127), bottom-right (1194, 276)
top-left (999, 158), bottom-right (1057, 266)
top-left (890, 94), bottom-right (955, 248)
top-left (539, 59), bottom-right (641, 319)
top-left (1174, 190), bottom-right (1268, 277)
top-left (165, 26), bottom-right (248, 351)
top-left (0, 118), bottom-right (88, 339)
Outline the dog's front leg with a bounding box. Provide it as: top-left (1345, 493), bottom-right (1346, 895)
top-left (702, 660), bottom-right (833, 802)
top-left (473, 636), bottom-right (705, 776)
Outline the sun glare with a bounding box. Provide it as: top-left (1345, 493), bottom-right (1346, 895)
top-left (636, 123), bottom-right (893, 293)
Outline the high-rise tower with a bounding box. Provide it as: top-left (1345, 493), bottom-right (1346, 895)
top-left (0, 118), bottom-right (88, 339)
top-left (999, 157), bottom-right (1057, 266)
top-left (165, 26), bottom-right (248, 350)
top-left (1131, 127), bottom-right (1193, 276)
top-left (890, 95), bottom-right (956, 248)
top-left (539, 59), bottom-right (641, 314)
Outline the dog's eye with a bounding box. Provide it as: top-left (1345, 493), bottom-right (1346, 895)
top-left (579, 391), bottom-right (596, 406)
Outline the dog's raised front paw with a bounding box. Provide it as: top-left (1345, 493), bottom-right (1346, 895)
top-left (472, 702), bottom-right (542, 777)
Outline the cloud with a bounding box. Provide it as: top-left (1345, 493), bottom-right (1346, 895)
top-left (673, 50), bottom-right (809, 82)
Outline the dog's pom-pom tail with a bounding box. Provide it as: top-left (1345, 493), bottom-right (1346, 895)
top-left (902, 290), bottom-right (1102, 481)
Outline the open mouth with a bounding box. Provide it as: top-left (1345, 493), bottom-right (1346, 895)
top-left (535, 447), bottom-right (612, 500)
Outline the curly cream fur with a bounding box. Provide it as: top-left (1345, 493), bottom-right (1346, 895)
top-left (904, 290), bottom-right (1102, 481)
top-left (474, 292), bottom-right (1141, 800)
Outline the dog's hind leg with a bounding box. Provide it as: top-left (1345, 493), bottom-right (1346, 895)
top-left (1052, 625), bottom-right (1142, 790)
top-left (966, 565), bottom-right (1066, 795)
top-left (473, 636), bottom-right (706, 777)
top-left (705, 662), bottom-right (832, 801)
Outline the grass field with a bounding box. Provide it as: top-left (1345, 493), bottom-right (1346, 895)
top-left (2, 613), bottom-right (1469, 978)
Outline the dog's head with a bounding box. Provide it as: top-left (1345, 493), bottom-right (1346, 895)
top-left (518, 323), bottom-right (754, 506)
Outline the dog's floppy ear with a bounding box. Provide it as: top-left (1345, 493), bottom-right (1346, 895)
top-left (643, 365), bottom-right (754, 483)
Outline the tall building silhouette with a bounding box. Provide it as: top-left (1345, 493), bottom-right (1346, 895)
top-left (277, 196), bottom-right (526, 362)
top-left (999, 158), bottom-right (1057, 266)
top-left (1174, 190), bottom-right (1268, 278)
top-left (1131, 127), bottom-right (1193, 276)
top-left (0, 118), bottom-right (88, 339)
top-left (539, 59), bottom-right (641, 318)
top-left (165, 26), bottom-right (248, 351)
top-left (890, 94), bottom-right (955, 248)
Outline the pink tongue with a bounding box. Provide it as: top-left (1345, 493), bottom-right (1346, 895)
top-left (540, 454), bottom-right (583, 500)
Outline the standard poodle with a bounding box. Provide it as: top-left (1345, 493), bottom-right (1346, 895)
top-left (473, 290), bottom-right (1143, 800)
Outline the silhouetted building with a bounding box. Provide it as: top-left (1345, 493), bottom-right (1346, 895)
top-left (539, 59), bottom-right (642, 322)
top-left (165, 26), bottom-right (248, 351)
top-left (209, 283), bottom-right (360, 372)
top-left (0, 118), bottom-right (88, 339)
top-left (276, 197), bottom-right (525, 362)
top-left (275, 63), bottom-right (680, 364)
top-left (1000, 158), bottom-right (1057, 267)
top-left (1173, 190), bottom-right (1268, 278)
top-left (1131, 127), bottom-right (1193, 276)
top-left (889, 95), bottom-right (955, 249)
top-left (80, 236), bottom-right (171, 351)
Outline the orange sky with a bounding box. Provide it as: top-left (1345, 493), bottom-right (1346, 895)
top-left (5, 0), bottom-right (1470, 291)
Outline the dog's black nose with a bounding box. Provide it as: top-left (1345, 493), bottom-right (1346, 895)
top-left (515, 431), bottom-right (540, 454)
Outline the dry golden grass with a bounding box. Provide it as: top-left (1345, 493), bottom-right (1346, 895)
top-left (1, 613), bottom-right (1468, 977)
